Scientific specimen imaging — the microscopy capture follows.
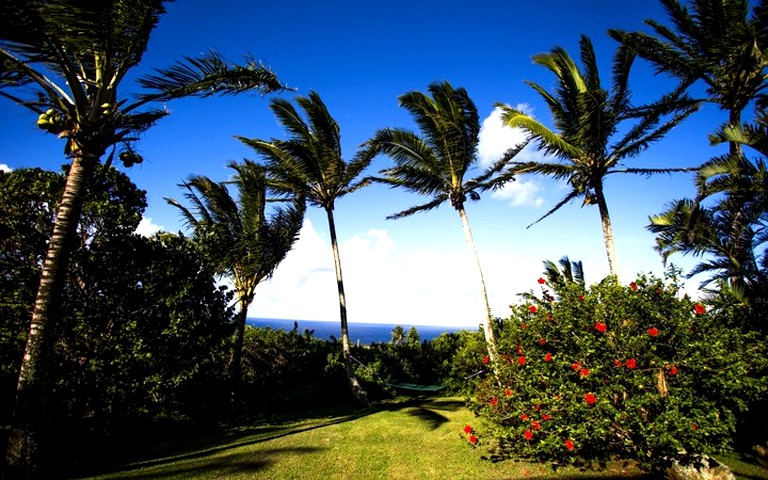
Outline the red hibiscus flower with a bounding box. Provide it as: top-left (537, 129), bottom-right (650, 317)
top-left (629, 282), bottom-right (638, 291)
top-left (518, 356), bottom-right (526, 365)
top-left (544, 352), bottom-right (553, 362)
top-left (521, 323), bottom-right (528, 329)
top-left (546, 313), bottom-right (552, 321)
top-left (691, 424), bottom-right (699, 430)
top-left (531, 420), bottom-right (541, 431)
top-left (533, 404), bottom-right (541, 411)
top-left (571, 362), bottom-right (582, 371)
top-left (464, 425), bottom-right (473, 434)
top-left (579, 368), bottom-right (590, 377)
top-left (669, 366), bottom-right (678, 375)
top-left (626, 358), bottom-right (637, 369)
top-left (542, 414), bottom-right (551, 421)
top-left (489, 397), bottom-right (498, 406)
top-left (505, 388), bottom-right (512, 397)
top-left (538, 277), bottom-right (546, 284)
top-left (578, 295), bottom-right (585, 301)
top-left (482, 355), bottom-right (490, 365)
top-left (529, 305), bottom-right (538, 314)
top-left (520, 414), bottom-right (529, 421)
top-left (648, 327), bottom-right (659, 337)
top-left (538, 337), bottom-right (547, 346)
top-left (595, 321), bottom-right (607, 332)
top-left (694, 303), bottom-right (706, 315)
top-left (614, 359), bottom-right (623, 367)
top-left (565, 439), bottom-right (575, 451)
top-left (469, 434), bottom-right (478, 444)
top-left (524, 429), bottom-right (533, 441)
top-left (585, 393), bottom-right (596, 405)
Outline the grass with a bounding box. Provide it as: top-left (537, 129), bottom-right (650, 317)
top-left (74, 397), bottom-right (766, 480)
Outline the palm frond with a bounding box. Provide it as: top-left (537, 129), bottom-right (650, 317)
top-left (498, 105), bottom-right (582, 159)
top-left (527, 189), bottom-right (582, 229)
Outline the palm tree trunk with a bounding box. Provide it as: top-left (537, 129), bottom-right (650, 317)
top-left (594, 182), bottom-right (619, 277)
top-left (227, 295), bottom-right (250, 410)
top-left (457, 206), bottom-right (498, 364)
top-left (5, 153), bottom-right (97, 479)
top-left (325, 208), bottom-right (368, 405)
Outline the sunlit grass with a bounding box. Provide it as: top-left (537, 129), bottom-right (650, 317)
top-left (76, 397), bottom-right (763, 480)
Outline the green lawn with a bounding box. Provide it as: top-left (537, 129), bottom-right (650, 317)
top-left (75, 397), bottom-right (766, 480)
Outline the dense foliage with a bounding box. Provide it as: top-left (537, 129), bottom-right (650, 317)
top-left (467, 274), bottom-right (768, 472)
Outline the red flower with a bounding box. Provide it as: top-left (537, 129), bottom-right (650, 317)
top-left (648, 327), bottom-right (659, 337)
top-left (538, 337), bottom-right (547, 346)
top-left (614, 359), bottom-right (623, 367)
top-left (669, 366), bottom-right (678, 375)
top-left (578, 295), bottom-right (585, 301)
top-left (529, 305), bottom-right (538, 314)
top-left (521, 323), bottom-right (528, 329)
top-left (544, 352), bottom-right (553, 362)
top-left (571, 362), bottom-right (582, 371)
top-left (579, 368), bottom-right (590, 377)
top-left (691, 424), bottom-right (699, 431)
top-left (520, 414), bottom-right (529, 420)
top-left (482, 355), bottom-right (490, 365)
top-left (469, 434), bottom-right (478, 444)
top-left (565, 439), bottom-right (575, 451)
top-left (546, 313), bottom-right (552, 321)
top-left (524, 429), bottom-right (533, 441)
top-left (463, 425), bottom-right (473, 434)
top-left (531, 420), bottom-right (541, 430)
top-left (629, 282), bottom-right (638, 291)
top-left (533, 404), bottom-right (541, 411)
top-left (694, 303), bottom-right (706, 315)
top-left (626, 358), bottom-right (637, 370)
top-left (542, 414), bottom-right (551, 421)
top-left (505, 388), bottom-right (512, 397)
top-left (518, 356), bottom-right (526, 365)
top-left (490, 397), bottom-right (498, 406)
top-left (538, 277), bottom-right (546, 285)
top-left (585, 393), bottom-right (596, 405)
top-left (595, 321), bottom-right (607, 332)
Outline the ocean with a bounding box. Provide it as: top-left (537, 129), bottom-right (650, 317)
top-left (246, 318), bottom-right (471, 345)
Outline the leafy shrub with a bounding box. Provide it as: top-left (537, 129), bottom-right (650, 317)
top-left (468, 274), bottom-right (768, 472)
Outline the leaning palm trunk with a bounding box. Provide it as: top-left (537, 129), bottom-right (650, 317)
top-left (227, 295), bottom-right (251, 409)
top-left (594, 183), bottom-right (619, 278)
top-left (326, 209), bottom-right (368, 404)
top-left (6, 153), bottom-right (97, 477)
top-left (458, 207), bottom-right (498, 363)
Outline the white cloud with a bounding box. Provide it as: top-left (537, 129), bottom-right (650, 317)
top-left (135, 217), bottom-right (165, 237)
top-left (491, 178), bottom-right (544, 207)
top-left (0, 164), bottom-right (11, 172)
top-left (477, 104), bottom-right (530, 166)
top-left (249, 220), bottom-right (502, 327)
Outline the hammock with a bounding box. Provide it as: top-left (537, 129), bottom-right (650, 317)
top-left (349, 355), bottom-right (446, 394)
top-left (384, 380), bottom-right (446, 393)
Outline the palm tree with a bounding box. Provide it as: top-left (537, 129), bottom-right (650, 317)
top-left (609, 0), bottom-right (768, 154)
top-left (542, 256), bottom-right (585, 289)
top-left (236, 92), bottom-right (375, 404)
top-left (498, 35), bottom-right (698, 277)
top-left (365, 81), bottom-right (526, 365)
top-left (0, 0), bottom-right (285, 475)
top-left (166, 161), bottom-right (305, 406)
top-left (612, 0), bottom-right (768, 303)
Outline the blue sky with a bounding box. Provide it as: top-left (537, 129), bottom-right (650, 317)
top-left (0, 1), bottom-right (726, 327)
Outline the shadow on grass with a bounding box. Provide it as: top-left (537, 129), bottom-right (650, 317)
top-left (76, 397), bottom-right (457, 478)
top-left (93, 446), bottom-right (323, 480)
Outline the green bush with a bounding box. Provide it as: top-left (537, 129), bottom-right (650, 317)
top-left (468, 274), bottom-right (768, 472)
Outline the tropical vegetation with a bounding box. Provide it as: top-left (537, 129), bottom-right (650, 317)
top-left (1, 0), bottom-right (768, 478)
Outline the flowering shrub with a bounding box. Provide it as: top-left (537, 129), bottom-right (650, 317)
top-left (468, 274), bottom-right (768, 472)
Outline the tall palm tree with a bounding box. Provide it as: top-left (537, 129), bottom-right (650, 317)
top-left (365, 81), bottom-right (526, 365)
top-left (609, 0), bottom-right (768, 154)
top-left (612, 0), bottom-right (768, 303)
top-left (498, 35), bottom-right (698, 277)
top-left (236, 92), bottom-right (375, 404)
top-left (166, 161), bottom-right (305, 406)
top-left (0, 0), bottom-right (285, 475)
